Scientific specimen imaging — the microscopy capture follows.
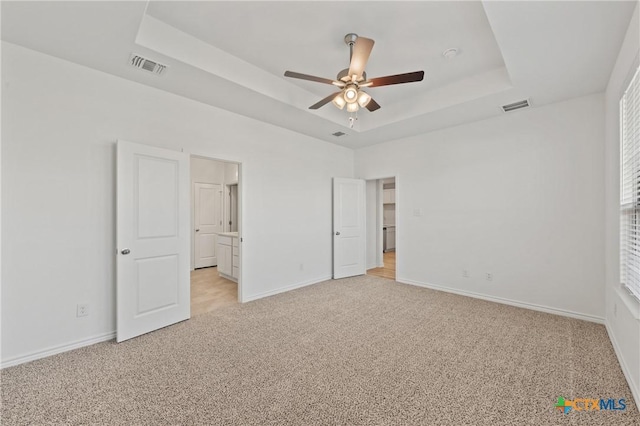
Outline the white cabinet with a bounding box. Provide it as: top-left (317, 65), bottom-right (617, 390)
top-left (217, 235), bottom-right (232, 276)
top-left (232, 237), bottom-right (239, 279)
top-left (384, 227), bottom-right (396, 252)
top-left (383, 188), bottom-right (395, 204)
top-left (387, 227), bottom-right (396, 251)
top-left (217, 234), bottom-right (239, 282)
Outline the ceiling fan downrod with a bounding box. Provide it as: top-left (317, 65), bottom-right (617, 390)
top-left (344, 33), bottom-right (358, 62)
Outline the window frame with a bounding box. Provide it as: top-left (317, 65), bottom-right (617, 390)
top-left (620, 65), bottom-right (640, 301)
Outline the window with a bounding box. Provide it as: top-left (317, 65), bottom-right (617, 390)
top-left (620, 65), bottom-right (640, 300)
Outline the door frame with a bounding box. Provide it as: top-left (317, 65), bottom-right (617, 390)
top-left (363, 174), bottom-right (399, 277)
top-left (190, 153), bottom-right (244, 303)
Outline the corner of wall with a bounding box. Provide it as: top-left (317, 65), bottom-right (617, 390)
top-left (603, 0), bottom-right (640, 409)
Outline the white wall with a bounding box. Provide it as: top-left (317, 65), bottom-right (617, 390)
top-left (604, 3), bottom-right (640, 405)
top-left (1, 42), bottom-right (354, 365)
top-left (224, 162), bottom-right (239, 185)
top-left (190, 156), bottom-right (226, 270)
top-left (191, 157), bottom-right (226, 185)
top-left (356, 93), bottom-right (605, 321)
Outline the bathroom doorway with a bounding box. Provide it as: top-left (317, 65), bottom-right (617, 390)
top-left (190, 155), bottom-right (241, 316)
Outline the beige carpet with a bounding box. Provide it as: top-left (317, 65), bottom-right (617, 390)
top-left (1, 276), bottom-right (638, 425)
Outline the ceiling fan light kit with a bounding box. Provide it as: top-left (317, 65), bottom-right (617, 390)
top-left (332, 94), bottom-right (346, 110)
top-left (357, 91), bottom-right (372, 108)
top-left (284, 33), bottom-right (425, 124)
top-left (344, 85), bottom-right (358, 102)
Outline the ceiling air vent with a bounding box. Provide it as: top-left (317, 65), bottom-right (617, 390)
top-left (501, 99), bottom-right (530, 113)
top-left (332, 131), bottom-right (347, 137)
top-left (130, 54), bottom-right (167, 75)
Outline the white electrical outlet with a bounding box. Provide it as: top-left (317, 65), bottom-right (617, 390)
top-left (299, 263), bottom-right (304, 271)
top-left (462, 270), bottom-right (469, 278)
top-left (77, 303), bottom-right (89, 317)
top-left (485, 273), bottom-right (493, 281)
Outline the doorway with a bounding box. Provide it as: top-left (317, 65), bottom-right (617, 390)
top-left (366, 177), bottom-right (396, 280)
top-left (190, 156), bottom-right (241, 316)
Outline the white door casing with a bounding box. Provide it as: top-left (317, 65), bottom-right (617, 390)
top-left (333, 178), bottom-right (366, 279)
top-left (117, 140), bottom-right (190, 343)
top-left (194, 183), bottom-right (222, 268)
top-left (228, 184), bottom-right (238, 232)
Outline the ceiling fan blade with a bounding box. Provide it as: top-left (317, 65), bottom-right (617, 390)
top-left (367, 71), bottom-right (425, 87)
top-left (348, 37), bottom-right (374, 80)
top-left (284, 71), bottom-right (342, 86)
top-left (309, 91), bottom-right (343, 110)
top-left (365, 98), bottom-right (381, 112)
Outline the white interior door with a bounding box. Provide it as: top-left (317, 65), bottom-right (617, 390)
top-left (194, 183), bottom-right (222, 268)
top-left (117, 140), bottom-right (190, 342)
top-left (333, 178), bottom-right (366, 279)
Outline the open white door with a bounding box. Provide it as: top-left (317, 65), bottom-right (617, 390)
top-left (333, 178), bottom-right (366, 279)
top-left (117, 140), bottom-right (190, 342)
top-left (194, 183), bottom-right (223, 268)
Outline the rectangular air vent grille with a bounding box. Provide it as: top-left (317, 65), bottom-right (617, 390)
top-left (130, 54), bottom-right (167, 75)
top-left (502, 99), bottom-right (530, 112)
top-left (332, 131), bottom-right (346, 137)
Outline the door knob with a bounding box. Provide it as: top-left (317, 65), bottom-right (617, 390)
top-left (195, 229), bottom-right (200, 232)
top-left (121, 248), bottom-right (131, 255)
top-left (335, 232), bottom-right (341, 236)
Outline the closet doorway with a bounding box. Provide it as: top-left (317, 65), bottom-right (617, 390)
top-left (366, 177), bottom-right (396, 280)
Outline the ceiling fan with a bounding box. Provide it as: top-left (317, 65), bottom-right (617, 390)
top-left (284, 33), bottom-right (424, 113)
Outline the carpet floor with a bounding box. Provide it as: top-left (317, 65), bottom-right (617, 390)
top-left (1, 276), bottom-right (638, 425)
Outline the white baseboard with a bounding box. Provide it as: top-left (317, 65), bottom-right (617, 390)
top-left (219, 272), bottom-right (238, 283)
top-left (242, 275), bottom-right (332, 303)
top-left (1, 331), bottom-right (116, 369)
top-left (2, 276), bottom-right (332, 368)
top-left (605, 323), bottom-right (640, 408)
top-left (398, 277), bottom-right (605, 324)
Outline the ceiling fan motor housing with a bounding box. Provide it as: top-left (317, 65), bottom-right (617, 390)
top-left (337, 68), bottom-right (366, 82)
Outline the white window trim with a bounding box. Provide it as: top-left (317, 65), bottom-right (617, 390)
top-left (620, 64), bottom-right (640, 302)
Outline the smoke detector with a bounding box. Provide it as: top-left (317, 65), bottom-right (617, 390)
top-left (442, 48), bottom-right (458, 59)
top-left (129, 54), bottom-right (167, 75)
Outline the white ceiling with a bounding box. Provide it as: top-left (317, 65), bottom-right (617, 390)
top-left (146, 1), bottom-right (506, 106)
top-left (1, 1), bottom-right (636, 148)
